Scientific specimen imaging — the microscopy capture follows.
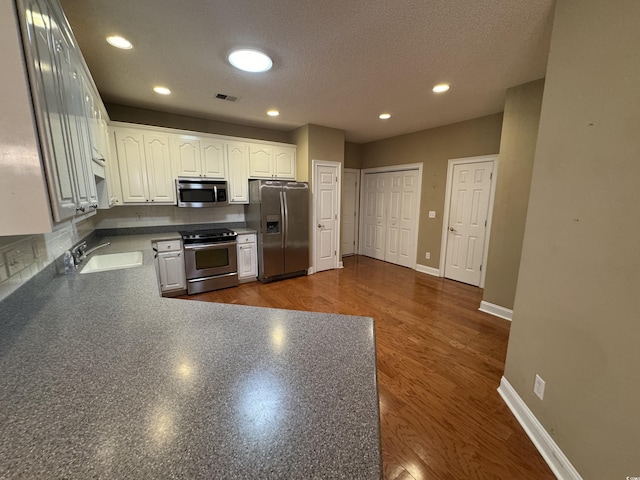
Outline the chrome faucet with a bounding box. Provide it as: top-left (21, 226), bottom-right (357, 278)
top-left (71, 241), bottom-right (111, 266)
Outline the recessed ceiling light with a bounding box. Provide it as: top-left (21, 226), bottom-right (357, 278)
top-left (267, 109), bottom-right (280, 117)
top-left (153, 86), bottom-right (171, 95)
top-left (432, 83), bottom-right (450, 93)
top-left (106, 36), bottom-right (132, 50)
top-left (228, 49), bottom-right (273, 73)
top-left (379, 113), bottom-right (391, 120)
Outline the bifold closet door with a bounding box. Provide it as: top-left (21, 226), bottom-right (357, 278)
top-left (361, 170), bottom-right (419, 268)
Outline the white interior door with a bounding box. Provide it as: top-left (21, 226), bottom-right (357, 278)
top-left (360, 168), bottom-right (420, 268)
top-left (385, 173), bottom-right (402, 264)
top-left (444, 161), bottom-right (494, 285)
top-left (397, 171), bottom-right (419, 268)
top-left (341, 169), bottom-right (359, 256)
top-left (314, 162), bottom-right (339, 273)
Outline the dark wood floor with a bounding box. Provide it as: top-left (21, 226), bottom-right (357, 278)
top-left (180, 255), bottom-right (555, 480)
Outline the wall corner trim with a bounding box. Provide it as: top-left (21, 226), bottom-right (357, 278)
top-left (498, 377), bottom-right (583, 480)
top-left (479, 301), bottom-right (513, 321)
top-left (415, 264), bottom-right (440, 277)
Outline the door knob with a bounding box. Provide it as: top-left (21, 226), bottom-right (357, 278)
top-left (318, 224), bottom-right (325, 228)
top-left (449, 227), bottom-right (456, 232)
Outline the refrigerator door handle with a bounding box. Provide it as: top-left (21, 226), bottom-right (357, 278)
top-left (280, 191), bottom-right (286, 249)
top-left (282, 190), bottom-right (289, 248)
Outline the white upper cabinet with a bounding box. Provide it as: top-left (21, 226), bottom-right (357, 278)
top-left (248, 144), bottom-right (296, 179)
top-left (273, 147), bottom-right (296, 178)
top-left (11, 0), bottom-right (105, 223)
top-left (110, 121), bottom-right (298, 207)
top-left (114, 127), bottom-right (175, 204)
top-left (226, 142), bottom-right (250, 204)
top-left (173, 136), bottom-right (225, 179)
top-left (144, 133), bottom-right (174, 203)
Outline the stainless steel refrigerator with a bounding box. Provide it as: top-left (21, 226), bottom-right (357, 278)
top-left (245, 180), bottom-right (309, 282)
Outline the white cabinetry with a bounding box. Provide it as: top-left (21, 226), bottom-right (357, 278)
top-left (153, 239), bottom-right (186, 296)
top-left (14, 0), bottom-right (104, 222)
top-left (227, 142), bottom-right (250, 204)
top-left (248, 145), bottom-right (296, 179)
top-left (113, 127), bottom-right (175, 204)
top-left (237, 234), bottom-right (257, 282)
top-left (109, 121), bottom-right (298, 207)
top-left (172, 136), bottom-right (226, 179)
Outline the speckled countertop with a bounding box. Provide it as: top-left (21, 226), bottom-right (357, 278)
top-left (0, 234), bottom-right (381, 479)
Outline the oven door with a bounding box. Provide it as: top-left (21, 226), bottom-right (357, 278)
top-left (183, 241), bottom-right (237, 279)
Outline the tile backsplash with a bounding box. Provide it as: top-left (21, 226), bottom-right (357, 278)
top-left (0, 216), bottom-right (94, 302)
top-left (93, 204), bottom-right (245, 229)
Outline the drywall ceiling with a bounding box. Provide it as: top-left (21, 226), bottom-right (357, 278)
top-left (59, 0), bottom-right (555, 143)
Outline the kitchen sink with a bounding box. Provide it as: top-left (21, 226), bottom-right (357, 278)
top-left (80, 251), bottom-right (143, 274)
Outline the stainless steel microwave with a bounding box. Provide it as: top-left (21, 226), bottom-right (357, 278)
top-left (176, 178), bottom-right (228, 207)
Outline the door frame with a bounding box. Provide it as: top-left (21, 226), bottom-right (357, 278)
top-left (342, 168), bottom-right (361, 256)
top-left (439, 154), bottom-right (498, 288)
top-left (358, 163), bottom-right (423, 268)
top-left (310, 159), bottom-right (341, 274)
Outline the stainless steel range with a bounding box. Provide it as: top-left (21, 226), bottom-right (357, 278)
top-left (180, 228), bottom-right (238, 294)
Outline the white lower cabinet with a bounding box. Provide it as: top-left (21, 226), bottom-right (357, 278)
top-left (153, 239), bottom-right (186, 296)
top-left (237, 234), bottom-right (257, 282)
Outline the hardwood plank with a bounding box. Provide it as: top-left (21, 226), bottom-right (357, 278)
top-left (179, 255), bottom-right (555, 479)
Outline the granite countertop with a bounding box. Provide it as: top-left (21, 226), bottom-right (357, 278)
top-left (0, 234), bottom-right (381, 479)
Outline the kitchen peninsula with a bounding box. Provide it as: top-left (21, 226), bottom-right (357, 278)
top-left (0, 234), bottom-right (381, 479)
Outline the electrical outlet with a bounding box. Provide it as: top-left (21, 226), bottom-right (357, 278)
top-left (428, 210), bottom-right (436, 218)
top-left (425, 252), bottom-right (431, 260)
top-left (135, 212), bottom-right (143, 221)
top-left (534, 374), bottom-right (545, 400)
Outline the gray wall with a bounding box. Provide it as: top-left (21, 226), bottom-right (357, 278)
top-left (361, 113), bottom-right (503, 269)
top-left (483, 79), bottom-right (544, 310)
top-left (106, 103), bottom-right (291, 144)
top-left (504, 0), bottom-right (640, 477)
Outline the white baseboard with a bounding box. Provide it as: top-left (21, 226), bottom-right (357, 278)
top-left (415, 264), bottom-right (440, 277)
top-left (307, 267), bottom-right (315, 275)
top-left (338, 261), bottom-right (344, 269)
top-left (498, 377), bottom-right (583, 480)
top-left (479, 300), bottom-right (513, 321)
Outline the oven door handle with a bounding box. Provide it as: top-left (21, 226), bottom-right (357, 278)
top-left (183, 241), bottom-right (237, 251)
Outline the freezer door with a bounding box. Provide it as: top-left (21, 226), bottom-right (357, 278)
top-left (283, 182), bottom-right (309, 274)
top-left (258, 181), bottom-right (285, 279)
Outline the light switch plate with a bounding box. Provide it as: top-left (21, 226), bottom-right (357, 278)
top-left (428, 210), bottom-right (436, 218)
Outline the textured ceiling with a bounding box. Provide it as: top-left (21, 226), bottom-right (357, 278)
top-left (59, 0), bottom-right (555, 143)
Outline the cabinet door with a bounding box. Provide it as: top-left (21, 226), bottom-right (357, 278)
top-left (158, 251), bottom-right (186, 292)
top-left (106, 128), bottom-right (123, 206)
top-left (273, 146), bottom-right (296, 179)
top-left (248, 145), bottom-right (273, 178)
top-left (23, 0), bottom-right (77, 220)
top-left (238, 242), bottom-right (257, 279)
top-left (227, 142), bottom-right (250, 203)
top-left (201, 139), bottom-right (226, 178)
top-left (173, 136), bottom-right (201, 177)
top-left (144, 133), bottom-right (175, 203)
top-left (63, 55), bottom-right (94, 212)
top-left (115, 129), bottom-right (149, 203)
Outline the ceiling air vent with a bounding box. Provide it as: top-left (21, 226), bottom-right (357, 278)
top-left (215, 93), bottom-right (239, 103)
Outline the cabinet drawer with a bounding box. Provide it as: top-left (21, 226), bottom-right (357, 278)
top-left (156, 240), bottom-right (181, 252)
top-left (237, 234), bottom-right (256, 244)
